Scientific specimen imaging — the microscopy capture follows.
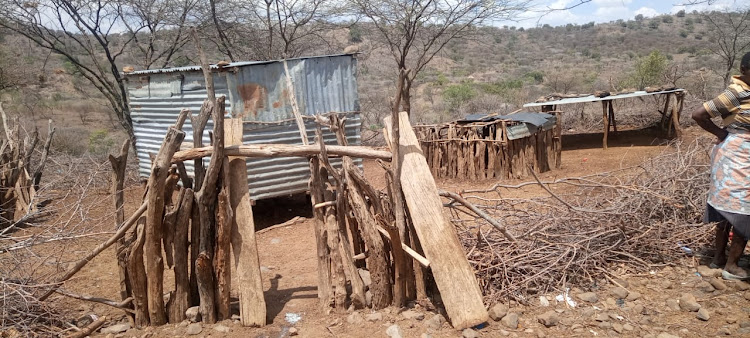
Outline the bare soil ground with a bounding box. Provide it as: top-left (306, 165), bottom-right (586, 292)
top-left (41, 126), bottom-right (750, 338)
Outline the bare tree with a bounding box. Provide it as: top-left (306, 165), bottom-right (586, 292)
top-left (702, 8), bottom-right (750, 86)
top-left (351, 0), bottom-right (530, 117)
top-left (206, 0), bottom-right (337, 61)
top-left (118, 0), bottom-right (200, 69)
top-left (0, 0), bottom-right (136, 142)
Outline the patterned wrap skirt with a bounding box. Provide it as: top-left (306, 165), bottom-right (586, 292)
top-left (706, 131), bottom-right (750, 239)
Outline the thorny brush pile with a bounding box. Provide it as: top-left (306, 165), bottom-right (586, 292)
top-left (447, 138), bottom-right (716, 304)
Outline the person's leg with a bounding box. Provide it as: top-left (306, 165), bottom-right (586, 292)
top-left (725, 234), bottom-right (749, 277)
top-left (712, 220), bottom-right (730, 267)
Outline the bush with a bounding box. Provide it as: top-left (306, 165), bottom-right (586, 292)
top-left (635, 14), bottom-right (644, 21)
top-left (648, 20), bottom-right (659, 30)
top-left (443, 83), bottom-right (477, 109)
top-left (679, 30), bottom-right (688, 38)
top-left (51, 128), bottom-right (88, 156)
top-left (349, 24), bottom-right (363, 43)
top-left (676, 10), bottom-right (686, 18)
top-left (624, 50), bottom-right (668, 90)
top-left (661, 15), bottom-right (673, 24)
top-left (88, 129), bottom-right (115, 156)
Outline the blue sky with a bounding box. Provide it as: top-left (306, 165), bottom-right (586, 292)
top-left (510, 0), bottom-right (745, 28)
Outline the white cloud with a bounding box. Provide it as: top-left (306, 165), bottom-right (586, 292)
top-left (634, 7), bottom-right (660, 18)
top-left (671, 0), bottom-right (740, 14)
top-left (593, 0), bottom-right (633, 7)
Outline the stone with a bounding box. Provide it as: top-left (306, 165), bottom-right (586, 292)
top-left (697, 308), bottom-right (710, 321)
top-left (358, 269), bottom-right (372, 287)
top-left (740, 320), bottom-right (750, 328)
top-left (633, 304), bottom-right (645, 314)
top-left (462, 328), bottom-right (479, 338)
top-left (744, 291), bottom-right (750, 301)
top-left (421, 334), bottom-right (433, 338)
top-left (270, 238), bottom-right (281, 244)
top-left (289, 327), bottom-right (299, 336)
top-left (488, 303), bottom-right (509, 321)
top-left (366, 291), bottom-right (373, 306)
top-left (386, 324), bottom-right (403, 338)
top-left (185, 306), bottom-right (201, 323)
top-left (577, 292), bottom-right (599, 303)
top-left (539, 296), bottom-right (550, 307)
top-left (726, 317), bottom-right (738, 324)
top-left (666, 299), bottom-right (681, 311)
top-left (697, 265), bottom-right (723, 278)
top-left (613, 322), bottom-right (624, 333)
top-left (424, 314), bottom-right (445, 331)
top-left (213, 325), bottom-right (230, 333)
top-left (626, 292), bottom-right (642, 301)
top-left (696, 281), bottom-right (715, 293)
top-left (347, 312), bottom-right (364, 325)
top-left (500, 329), bottom-right (510, 336)
top-left (595, 313), bottom-right (609, 322)
top-left (610, 287), bottom-right (629, 299)
top-left (735, 281), bottom-right (750, 291)
top-left (656, 333), bottom-right (680, 338)
top-left (231, 314), bottom-right (240, 321)
top-left (401, 309), bottom-right (425, 321)
top-left (101, 323), bottom-right (131, 334)
top-left (185, 323), bottom-right (202, 336)
top-left (709, 278), bottom-right (728, 291)
top-left (597, 321), bottom-right (612, 329)
top-left (366, 312), bottom-right (383, 322)
top-left (581, 307), bottom-right (595, 318)
top-left (537, 311), bottom-right (558, 327)
top-left (678, 293), bottom-right (701, 312)
top-left (739, 327), bottom-right (750, 335)
top-left (501, 313), bottom-right (519, 329)
top-left (718, 327), bottom-right (732, 335)
top-left (623, 323), bottom-right (634, 331)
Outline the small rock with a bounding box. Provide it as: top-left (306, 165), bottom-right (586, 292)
top-left (744, 291), bottom-right (750, 301)
top-left (656, 333), bottom-right (680, 338)
top-left (613, 322), bottom-right (624, 333)
top-left (718, 327), bottom-right (732, 335)
top-left (740, 320), bottom-right (750, 328)
top-left (697, 265), bottom-right (723, 278)
top-left (709, 278), bottom-right (728, 291)
top-left (347, 312), bottom-right (364, 325)
top-left (598, 321), bottom-right (612, 329)
top-left (623, 323), bottom-right (634, 331)
top-left (366, 291), bottom-right (373, 306)
top-left (697, 308), bottom-right (711, 321)
top-left (366, 312), bottom-right (382, 322)
top-left (626, 292), bottom-right (642, 301)
top-left (610, 287), bottom-right (629, 299)
top-left (595, 313), bottom-right (609, 322)
top-left (665, 299), bottom-right (681, 311)
top-left (401, 309), bottom-right (425, 321)
top-left (421, 334), bottom-right (433, 338)
top-left (358, 269), bottom-right (372, 287)
top-left (501, 313), bottom-right (519, 329)
top-left (462, 328), bottom-right (479, 338)
top-left (213, 325), bottom-right (230, 333)
top-left (539, 296), bottom-right (550, 307)
top-left (488, 303), bottom-right (509, 321)
top-left (500, 329), bottom-right (510, 336)
top-left (678, 293), bottom-right (701, 312)
top-left (537, 311), bottom-right (558, 327)
top-left (726, 317), bottom-right (738, 324)
top-left (633, 304), bottom-right (645, 314)
top-left (185, 323), bottom-right (202, 335)
top-left (270, 238), bottom-right (281, 244)
top-left (185, 306), bottom-right (201, 323)
top-left (739, 327), bottom-right (750, 335)
top-left (735, 281), bottom-right (750, 291)
top-left (289, 327), bottom-right (299, 336)
top-left (577, 292), bottom-right (599, 303)
top-left (581, 307), bottom-right (595, 318)
top-left (101, 323), bottom-right (131, 334)
top-left (231, 314), bottom-right (240, 321)
top-left (386, 324), bottom-right (403, 338)
top-left (424, 314), bottom-right (444, 331)
top-left (696, 281), bottom-right (715, 293)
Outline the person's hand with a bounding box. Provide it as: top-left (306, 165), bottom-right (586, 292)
top-left (715, 129), bottom-right (729, 144)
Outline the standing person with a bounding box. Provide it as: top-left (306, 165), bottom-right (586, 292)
top-left (692, 51), bottom-right (750, 280)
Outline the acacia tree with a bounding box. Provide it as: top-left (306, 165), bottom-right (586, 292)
top-left (702, 9), bottom-right (750, 86)
top-left (351, 0), bottom-right (530, 117)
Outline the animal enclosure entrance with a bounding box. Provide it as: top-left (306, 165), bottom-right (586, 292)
top-left (414, 112), bottom-right (562, 180)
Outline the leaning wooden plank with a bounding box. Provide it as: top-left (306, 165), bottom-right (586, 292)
top-left (385, 112), bottom-right (488, 330)
top-left (225, 118), bottom-right (266, 327)
top-left (172, 144), bottom-right (392, 162)
top-left (169, 188), bottom-right (194, 323)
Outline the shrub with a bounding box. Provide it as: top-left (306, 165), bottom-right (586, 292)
top-left (676, 10), bottom-right (686, 18)
top-left (680, 30), bottom-right (688, 38)
top-left (51, 128), bottom-right (88, 156)
top-left (88, 129), bottom-right (115, 156)
top-left (661, 15), bottom-right (673, 24)
top-left (443, 83), bottom-right (477, 109)
top-left (635, 14), bottom-right (644, 21)
top-left (648, 20), bottom-right (659, 30)
top-left (349, 24), bottom-right (363, 43)
top-left (624, 50), bottom-right (668, 90)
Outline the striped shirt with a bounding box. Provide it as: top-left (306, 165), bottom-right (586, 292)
top-left (704, 76), bottom-right (750, 131)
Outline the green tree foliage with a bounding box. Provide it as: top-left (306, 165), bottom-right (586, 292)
top-left (443, 83), bottom-right (476, 109)
top-left (676, 10), bottom-right (686, 18)
top-left (625, 50), bottom-right (668, 90)
top-left (349, 24), bottom-right (363, 43)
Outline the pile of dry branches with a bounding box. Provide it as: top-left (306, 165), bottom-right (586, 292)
top-left (444, 138), bottom-right (715, 304)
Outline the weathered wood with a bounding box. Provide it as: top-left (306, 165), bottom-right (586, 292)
top-left (145, 125), bottom-right (185, 325)
top-left (601, 100), bottom-right (609, 149)
top-left (129, 217), bottom-right (149, 328)
top-left (385, 112), bottom-right (488, 329)
top-left (335, 188), bottom-right (366, 308)
top-left (65, 316), bottom-right (106, 338)
top-left (672, 93), bottom-right (684, 138)
top-left (310, 158), bottom-right (332, 308)
top-left (172, 144), bottom-right (392, 162)
top-left (195, 252), bottom-right (215, 323)
top-left (225, 118), bottom-right (266, 326)
top-left (32, 119), bottom-right (54, 191)
top-left (214, 189), bottom-right (232, 320)
top-left (608, 99), bottom-right (617, 133)
top-left (162, 172), bottom-right (180, 269)
top-left (108, 139), bottom-right (132, 319)
top-left (326, 208), bottom-right (347, 311)
top-left (169, 188), bottom-right (194, 323)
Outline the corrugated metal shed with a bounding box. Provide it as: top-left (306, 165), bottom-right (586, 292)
top-left (125, 54), bottom-right (361, 200)
top-left (523, 89), bottom-right (685, 107)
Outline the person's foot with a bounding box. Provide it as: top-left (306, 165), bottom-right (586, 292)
top-left (723, 264), bottom-right (750, 280)
top-left (711, 255), bottom-right (728, 269)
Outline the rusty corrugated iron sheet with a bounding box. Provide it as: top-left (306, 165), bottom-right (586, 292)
top-left (125, 54), bottom-right (361, 200)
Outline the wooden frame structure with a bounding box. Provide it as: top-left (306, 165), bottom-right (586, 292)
top-left (526, 89), bottom-right (686, 149)
top-left (413, 115), bottom-right (562, 180)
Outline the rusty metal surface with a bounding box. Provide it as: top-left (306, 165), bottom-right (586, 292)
top-left (125, 54), bottom-right (361, 200)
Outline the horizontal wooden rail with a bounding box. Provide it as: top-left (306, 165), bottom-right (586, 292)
top-left (172, 144), bottom-right (392, 162)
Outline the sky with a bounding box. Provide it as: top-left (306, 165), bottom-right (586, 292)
top-left (509, 0), bottom-right (746, 28)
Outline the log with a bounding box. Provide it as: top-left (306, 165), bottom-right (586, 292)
top-left (385, 112), bottom-right (488, 329)
top-left (310, 158), bottom-right (332, 308)
top-left (108, 139), bottom-right (132, 319)
top-left (169, 188), bottom-right (194, 323)
top-left (172, 144), bottom-right (391, 162)
top-left (214, 189), bottom-right (232, 320)
top-left (601, 100), bottom-right (609, 149)
top-left (65, 316), bottom-right (106, 338)
top-left (129, 217), bottom-right (149, 328)
top-left (224, 118), bottom-right (267, 326)
top-left (326, 208), bottom-right (347, 311)
top-left (335, 188), bottom-right (366, 308)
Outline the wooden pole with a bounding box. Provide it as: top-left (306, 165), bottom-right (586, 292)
top-left (172, 144), bottom-right (392, 162)
top-left (224, 118), bottom-right (266, 327)
top-left (608, 100), bottom-right (617, 133)
top-left (169, 188), bottom-right (194, 323)
top-left (601, 100), bottom-right (609, 149)
top-left (384, 112), bottom-right (488, 330)
top-left (214, 189), bottom-right (232, 320)
top-left (108, 139), bottom-right (132, 315)
top-left (672, 92), bottom-right (684, 138)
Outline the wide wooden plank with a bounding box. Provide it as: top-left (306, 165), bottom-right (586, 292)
top-left (225, 118), bottom-right (267, 326)
top-left (385, 112), bottom-right (488, 329)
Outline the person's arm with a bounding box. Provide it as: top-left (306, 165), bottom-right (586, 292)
top-left (692, 105), bottom-right (728, 143)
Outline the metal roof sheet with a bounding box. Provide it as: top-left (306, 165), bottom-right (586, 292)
top-left (523, 88), bottom-right (685, 108)
top-left (124, 53), bottom-right (358, 76)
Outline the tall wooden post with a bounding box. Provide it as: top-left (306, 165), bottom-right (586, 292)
top-left (601, 100), bottom-right (609, 149)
